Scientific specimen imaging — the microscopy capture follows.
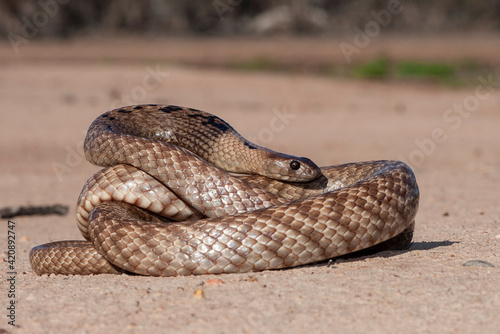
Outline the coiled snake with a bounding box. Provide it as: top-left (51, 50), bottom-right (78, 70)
top-left (30, 105), bottom-right (419, 276)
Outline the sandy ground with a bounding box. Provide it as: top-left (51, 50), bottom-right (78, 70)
top-left (0, 36), bottom-right (499, 334)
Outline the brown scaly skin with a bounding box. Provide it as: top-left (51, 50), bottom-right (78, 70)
top-left (29, 105), bottom-right (419, 276)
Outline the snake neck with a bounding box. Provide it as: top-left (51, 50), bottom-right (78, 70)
top-left (85, 104), bottom-right (321, 181)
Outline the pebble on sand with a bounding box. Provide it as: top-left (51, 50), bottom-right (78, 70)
top-left (463, 260), bottom-right (495, 268)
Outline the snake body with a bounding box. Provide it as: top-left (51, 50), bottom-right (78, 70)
top-left (30, 105), bottom-right (419, 276)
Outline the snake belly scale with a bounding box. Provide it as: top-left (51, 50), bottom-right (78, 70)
top-left (29, 104), bottom-right (419, 276)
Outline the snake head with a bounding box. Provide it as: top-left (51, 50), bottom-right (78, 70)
top-left (262, 154), bottom-right (321, 182)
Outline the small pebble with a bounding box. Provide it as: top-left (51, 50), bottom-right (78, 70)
top-left (193, 288), bottom-right (205, 299)
top-left (204, 278), bottom-right (224, 286)
top-left (463, 260), bottom-right (495, 268)
top-left (495, 234), bottom-right (500, 241)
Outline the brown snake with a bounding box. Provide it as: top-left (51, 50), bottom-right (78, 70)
top-left (29, 104), bottom-right (419, 276)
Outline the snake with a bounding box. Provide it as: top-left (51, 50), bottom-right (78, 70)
top-left (29, 104), bottom-right (419, 276)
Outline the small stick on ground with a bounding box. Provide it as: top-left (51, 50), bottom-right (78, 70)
top-left (0, 204), bottom-right (69, 219)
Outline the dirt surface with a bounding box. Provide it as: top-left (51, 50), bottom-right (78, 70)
top-left (0, 36), bottom-right (499, 334)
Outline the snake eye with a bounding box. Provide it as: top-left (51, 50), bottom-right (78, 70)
top-left (290, 160), bottom-right (301, 171)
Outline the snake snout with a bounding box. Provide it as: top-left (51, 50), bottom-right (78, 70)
top-left (294, 156), bottom-right (322, 180)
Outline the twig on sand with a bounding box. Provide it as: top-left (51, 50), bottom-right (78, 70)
top-left (0, 204), bottom-right (69, 219)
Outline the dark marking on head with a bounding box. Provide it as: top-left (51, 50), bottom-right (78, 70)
top-left (189, 107), bottom-right (201, 112)
top-left (133, 106), bottom-right (143, 110)
top-left (106, 125), bottom-right (113, 131)
top-left (101, 114), bottom-right (108, 118)
top-left (117, 109), bottom-right (132, 113)
top-left (109, 117), bottom-right (115, 121)
top-left (290, 160), bottom-right (301, 171)
top-left (146, 104), bottom-right (158, 107)
top-left (244, 142), bottom-right (257, 150)
top-left (159, 105), bottom-right (183, 113)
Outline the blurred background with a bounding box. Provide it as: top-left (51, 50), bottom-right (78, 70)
top-left (2, 0), bottom-right (500, 36)
top-left (1, 0), bottom-right (499, 85)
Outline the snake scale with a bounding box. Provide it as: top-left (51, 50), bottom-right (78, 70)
top-left (29, 104), bottom-right (419, 276)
